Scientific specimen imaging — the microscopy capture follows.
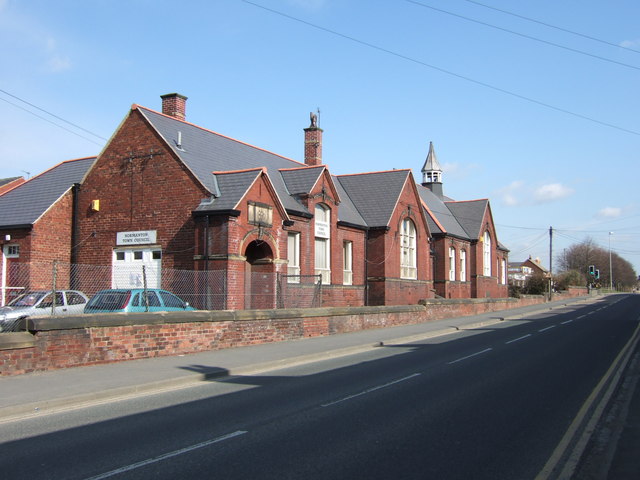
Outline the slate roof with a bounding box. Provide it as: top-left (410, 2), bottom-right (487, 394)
top-left (335, 170), bottom-right (410, 228)
top-left (280, 166), bottom-right (324, 195)
top-left (138, 107), bottom-right (310, 217)
top-left (136, 105), bottom-right (499, 240)
top-left (195, 169), bottom-right (263, 212)
top-left (446, 199), bottom-right (489, 240)
top-left (417, 185), bottom-right (468, 238)
top-left (332, 176), bottom-right (367, 227)
top-left (0, 157), bottom-right (96, 228)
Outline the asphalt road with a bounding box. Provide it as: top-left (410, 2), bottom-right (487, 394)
top-left (1, 295), bottom-right (638, 480)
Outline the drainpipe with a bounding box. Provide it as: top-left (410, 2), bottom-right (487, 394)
top-left (70, 183), bottom-right (80, 289)
top-left (364, 230), bottom-right (369, 306)
top-left (204, 215), bottom-right (210, 309)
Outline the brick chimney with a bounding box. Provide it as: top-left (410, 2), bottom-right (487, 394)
top-left (160, 93), bottom-right (188, 120)
top-left (304, 111), bottom-right (323, 166)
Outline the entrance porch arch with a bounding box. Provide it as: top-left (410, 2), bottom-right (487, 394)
top-left (244, 239), bottom-right (275, 309)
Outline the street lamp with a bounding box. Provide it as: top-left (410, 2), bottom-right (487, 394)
top-left (609, 232), bottom-right (613, 291)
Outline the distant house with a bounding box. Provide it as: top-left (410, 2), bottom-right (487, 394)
top-left (0, 177), bottom-right (25, 196)
top-left (508, 256), bottom-right (549, 287)
top-left (0, 158), bottom-right (96, 305)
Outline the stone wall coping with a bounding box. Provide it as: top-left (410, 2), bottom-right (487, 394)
top-left (19, 304), bottom-right (431, 332)
top-left (0, 332), bottom-right (35, 351)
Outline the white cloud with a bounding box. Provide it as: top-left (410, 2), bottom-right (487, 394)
top-left (533, 183), bottom-right (573, 203)
top-left (47, 54), bottom-right (71, 72)
top-left (596, 207), bottom-right (622, 218)
top-left (441, 161), bottom-right (480, 180)
top-left (497, 180), bottom-right (524, 206)
top-left (621, 38), bottom-right (640, 48)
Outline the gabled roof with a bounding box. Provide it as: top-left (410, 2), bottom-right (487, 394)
top-left (194, 168), bottom-right (290, 222)
top-left (336, 170), bottom-right (411, 228)
top-left (280, 166), bottom-right (325, 195)
top-left (137, 106), bottom-right (311, 217)
top-left (332, 176), bottom-right (367, 227)
top-left (417, 185), bottom-right (469, 238)
top-left (445, 199), bottom-right (489, 240)
top-left (0, 157), bottom-right (96, 229)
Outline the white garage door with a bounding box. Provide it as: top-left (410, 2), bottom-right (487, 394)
top-left (112, 248), bottom-right (162, 289)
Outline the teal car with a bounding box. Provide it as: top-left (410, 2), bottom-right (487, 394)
top-left (84, 289), bottom-right (195, 313)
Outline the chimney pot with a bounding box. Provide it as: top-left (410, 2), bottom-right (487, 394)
top-left (160, 93), bottom-right (188, 120)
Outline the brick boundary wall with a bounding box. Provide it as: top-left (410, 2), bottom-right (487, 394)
top-left (0, 289), bottom-right (588, 376)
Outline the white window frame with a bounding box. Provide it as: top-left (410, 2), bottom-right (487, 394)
top-left (400, 218), bottom-right (417, 280)
top-left (287, 232), bottom-right (300, 282)
top-left (4, 245), bottom-right (19, 258)
top-left (483, 231), bottom-right (491, 277)
top-left (343, 241), bottom-right (353, 285)
top-left (314, 204), bottom-right (331, 284)
top-left (315, 237), bottom-right (331, 284)
top-left (501, 259), bottom-right (507, 285)
top-left (448, 247), bottom-right (456, 281)
top-left (460, 250), bottom-right (467, 282)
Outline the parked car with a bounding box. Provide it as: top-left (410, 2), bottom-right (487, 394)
top-left (84, 288), bottom-right (195, 313)
top-left (0, 290), bottom-right (89, 332)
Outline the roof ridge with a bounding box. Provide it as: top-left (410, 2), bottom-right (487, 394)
top-left (337, 168), bottom-right (411, 178)
top-left (212, 167), bottom-right (266, 175)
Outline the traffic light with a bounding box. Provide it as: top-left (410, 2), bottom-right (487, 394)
top-left (589, 265), bottom-right (595, 276)
top-left (595, 269), bottom-right (600, 279)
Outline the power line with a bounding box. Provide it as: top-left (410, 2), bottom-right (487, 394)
top-left (405, 0), bottom-right (640, 72)
top-left (241, 1), bottom-right (640, 137)
top-left (459, 0), bottom-right (640, 55)
top-left (0, 96), bottom-right (104, 147)
top-left (0, 88), bottom-right (107, 142)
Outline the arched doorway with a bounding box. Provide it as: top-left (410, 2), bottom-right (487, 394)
top-left (245, 240), bottom-right (275, 309)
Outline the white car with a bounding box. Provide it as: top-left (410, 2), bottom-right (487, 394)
top-left (0, 290), bottom-right (89, 332)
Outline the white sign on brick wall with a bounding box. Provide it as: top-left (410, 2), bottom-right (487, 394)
top-left (116, 230), bottom-right (157, 245)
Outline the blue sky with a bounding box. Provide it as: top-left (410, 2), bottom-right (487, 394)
top-left (1, 0), bottom-right (638, 276)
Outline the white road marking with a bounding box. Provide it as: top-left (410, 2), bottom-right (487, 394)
top-left (321, 373), bottom-right (421, 407)
top-left (538, 325), bottom-right (556, 333)
top-left (577, 315), bottom-right (586, 319)
top-left (84, 430), bottom-right (247, 480)
top-left (505, 334), bottom-right (532, 345)
top-left (561, 320), bottom-right (574, 325)
top-left (447, 348), bottom-right (493, 365)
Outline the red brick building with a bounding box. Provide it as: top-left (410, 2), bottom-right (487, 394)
top-left (0, 158), bottom-right (96, 305)
top-left (5, 93), bottom-right (508, 309)
top-left (418, 142), bottom-right (509, 299)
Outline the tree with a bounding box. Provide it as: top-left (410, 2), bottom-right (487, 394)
top-left (556, 237), bottom-right (637, 290)
top-left (524, 273), bottom-right (547, 295)
top-left (555, 269), bottom-right (584, 290)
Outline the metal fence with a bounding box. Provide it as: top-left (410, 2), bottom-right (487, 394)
top-left (0, 261), bottom-right (323, 314)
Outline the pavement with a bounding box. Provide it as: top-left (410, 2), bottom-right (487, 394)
top-left (0, 294), bottom-right (638, 479)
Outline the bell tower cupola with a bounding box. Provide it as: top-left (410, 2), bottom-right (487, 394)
top-left (421, 141), bottom-right (444, 198)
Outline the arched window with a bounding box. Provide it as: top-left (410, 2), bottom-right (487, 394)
top-left (460, 250), bottom-right (467, 282)
top-left (449, 247), bottom-right (456, 281)
top-left (314, 203), bottom-right (331, 284)
top-left (400, 218), bottom-right (417, 279)
top-left (483, 231), bottom-right (491, 276)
